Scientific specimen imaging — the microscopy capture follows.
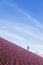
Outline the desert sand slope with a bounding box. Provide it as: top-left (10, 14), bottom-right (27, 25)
top-left (0, 37), bottom-right (43, 65)
top-left (35, 51), bottom-right (43, 57)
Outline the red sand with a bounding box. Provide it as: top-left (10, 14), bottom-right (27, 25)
top-left (0, 37), bottom-right (43, 65)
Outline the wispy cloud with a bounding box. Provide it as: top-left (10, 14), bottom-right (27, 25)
top-left (0, 29), bottom-right (26, 42)
top-left (3, 0), bottom-right (43, 29)
top-left (0, 29), bottom-right (30, 49)
top-left (0, 19), bottom-right (43, 41)
top-left (7, 21), bottom-right (43, 41)
top-left (17, 26), bottom-right (43, 41)
top-left (0, 0), bottom-right (43, 53)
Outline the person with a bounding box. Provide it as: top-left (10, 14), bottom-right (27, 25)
top-left (27, 46), bottom-right (29, 50)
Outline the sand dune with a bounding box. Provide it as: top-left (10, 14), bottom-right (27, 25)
top-left (35, 51), bottom-right (43, 57)
top-left (0, 37), bottom-right (43, 65)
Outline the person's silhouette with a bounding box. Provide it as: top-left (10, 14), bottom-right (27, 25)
top-left (27, 46), bottom-right (29, 50)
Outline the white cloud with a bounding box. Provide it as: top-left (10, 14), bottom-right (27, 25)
top-left (0, 0), bottom-right (43, 48)
top-left (0, 19), bottom-right (43, 41)
top-left (19, 27), bottom-right (43, 41)
top-left (0, 29), bottom-right (27, 42)
top-left (1, 2), bottom-right (42, 37)
top-left (4, 1), bottom-right (43, 29)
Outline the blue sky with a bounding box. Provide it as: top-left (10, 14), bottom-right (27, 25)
top-left (0, 0), bottom-right (43, 53)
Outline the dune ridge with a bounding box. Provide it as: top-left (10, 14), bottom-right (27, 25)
top-left (0, 37), bottom-right (43, 65)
